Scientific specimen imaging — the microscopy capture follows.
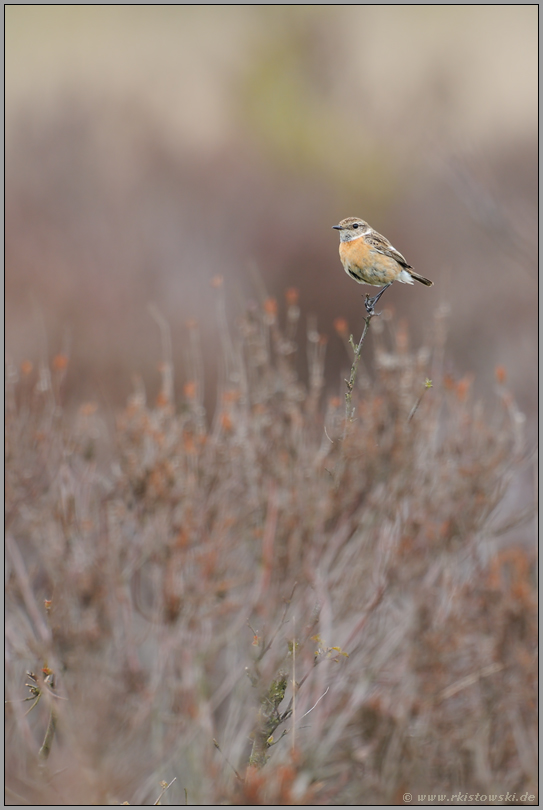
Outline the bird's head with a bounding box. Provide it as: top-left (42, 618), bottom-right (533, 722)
top-left (332, 217), bottom-right (371, 242)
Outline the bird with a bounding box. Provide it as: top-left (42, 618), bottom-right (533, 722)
top-left (333, 217), bottom-right (433, 314)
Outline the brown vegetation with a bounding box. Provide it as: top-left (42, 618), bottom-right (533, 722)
top-left (5, 289), bottom-right (537, 805)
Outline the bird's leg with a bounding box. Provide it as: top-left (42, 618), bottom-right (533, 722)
top-left (364, 283), bottom-right (392, 315)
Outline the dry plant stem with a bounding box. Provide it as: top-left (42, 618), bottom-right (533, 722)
top-left (153, 777), bottom-right (177, 806)
top-left (213, 739), bottom-right (243, 781)
top-left (255, 582), bottom-right (297, 664)
top-left (437, 663), bottom-right (504, 703)
top-left (407, 378), bottom-right (433, 422)
top-left (343, 312), bottom-right (374, 437)
top-left (6, 535), bottom-right (52, 646)
top-left (148, 303), bottom-right (174, 404)
top-left (38, 707), bottom-right (57, 761)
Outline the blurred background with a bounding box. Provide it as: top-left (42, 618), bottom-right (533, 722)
top-left (5, 6), bottom-right (537, 426)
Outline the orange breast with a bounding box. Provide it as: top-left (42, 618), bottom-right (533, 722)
top-left (339, 239), bottom-right (401, 285)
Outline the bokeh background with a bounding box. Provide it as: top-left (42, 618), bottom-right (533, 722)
top-left (6, 5), bottom-right (537, 417)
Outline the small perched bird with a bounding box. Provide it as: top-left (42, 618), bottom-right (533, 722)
top-left (333, 217), bottom-right (433, 313)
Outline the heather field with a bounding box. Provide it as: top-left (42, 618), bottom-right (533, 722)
top-left (5, 289), bottom-right (537, 805)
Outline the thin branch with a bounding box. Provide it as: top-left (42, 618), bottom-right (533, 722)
top-left (153, 777), bottom-right (177, 806)
top-left (437, 663), bottom-right (504, 702)
top-left (148, 303), bottom-right (174, 404)
top-left (343, 312), bottom-right (374, 440)
top-left (407, 378), bottom-right (433, 422)
top-left (6, 535), bottom-right (52, 646)
top-left (23, 696), bottom-right (42, 717)
top-left (213, 739), bottom-right (243, 781)
top-left (255, 582), bottom-right (298, 663)
top-left (38, 707), bottom-right (57, 761)
top-left (298, 686), bottom-right (330, 721)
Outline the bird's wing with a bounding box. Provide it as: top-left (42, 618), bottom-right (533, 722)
top-left (365, 230), bottom-right (412, 269)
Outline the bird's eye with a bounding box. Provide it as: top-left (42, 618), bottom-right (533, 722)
top-left (352, 223), bottom-right (359, 229)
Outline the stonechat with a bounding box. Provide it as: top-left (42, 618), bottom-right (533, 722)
top-left (333, 217), bottom-right (433, 313)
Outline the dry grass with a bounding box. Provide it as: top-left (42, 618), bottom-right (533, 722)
top-left (5, 287), bottom-right (537, 805)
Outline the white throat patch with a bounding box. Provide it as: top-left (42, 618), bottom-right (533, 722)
top-left (342, 229), bottom-right (370, 243)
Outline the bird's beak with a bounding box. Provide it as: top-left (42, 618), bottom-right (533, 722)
top-left (332, 225), bottom-right (343, 230)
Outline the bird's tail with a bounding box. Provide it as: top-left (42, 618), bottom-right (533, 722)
top-left (410, 271), bottom-right (433, 287)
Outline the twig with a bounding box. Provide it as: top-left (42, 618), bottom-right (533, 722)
top-left (255, 582), bottom-right (297, 663)
top-left (148, 304), bottom-right (174, 406)
top-left (214, 739), bottom-right (243, 781)
top-left (281, 654), bottom-right (326, 719)
top-left (22, 669), bottom-right (61, 762)
top-left (23, 695), bottom-right (42, 717)
top-left (437, 663), bottom-right (504, 702)
top-left (153, 777), bottom-right (177, 806)
top-left (6, 535), bottom-right (52, 645)
top-left (5, 786), bottom-right (32, 805)
top-left (299, 686), bottom-right (330, 721)
top-left (343, 312), bottom-right (374, 439)
top-left (38, 706), bottom-right (57, 761)
top-left (407, 378), bottom-right (433, 422)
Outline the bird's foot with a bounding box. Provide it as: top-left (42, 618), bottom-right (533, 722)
top-left (364, 295), bottom-right (379, 316)
top-left (364, 283), bottom-right (392, 316)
